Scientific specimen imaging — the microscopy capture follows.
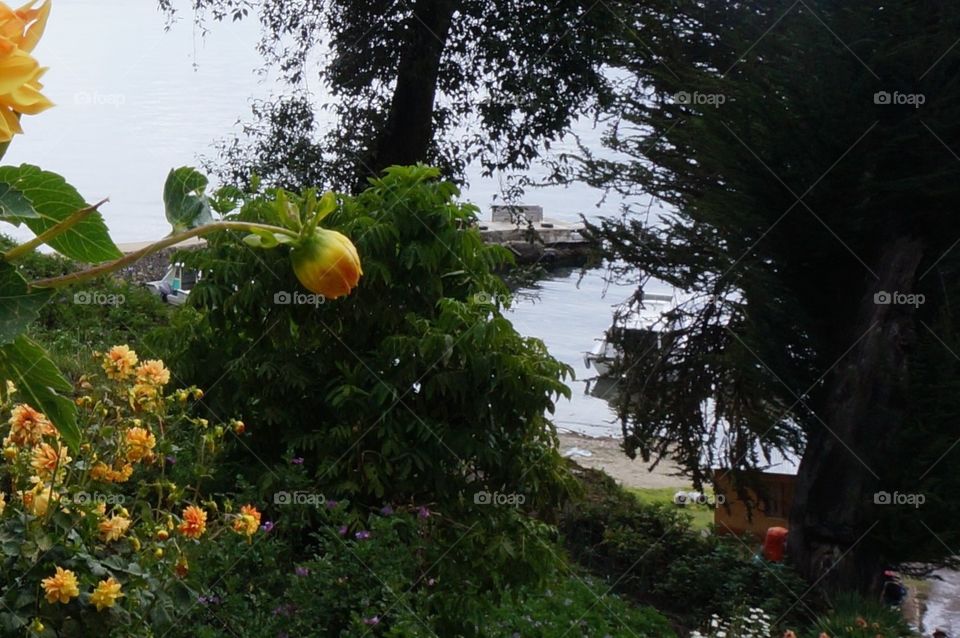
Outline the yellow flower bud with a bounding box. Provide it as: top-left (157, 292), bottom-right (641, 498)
top-left (290, 228), bottom-right (362, 299)
top-left (154, 548), bottom-right (164, 558)
top-left (156, 529), bottom-right (169, 541)
top-left (130, 537), bottom-right (141, 551)
top-left (3, 447), bottom-right (16, 461)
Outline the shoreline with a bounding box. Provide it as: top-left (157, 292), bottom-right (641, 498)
top-left (558, 431), bottom-right (690, 490)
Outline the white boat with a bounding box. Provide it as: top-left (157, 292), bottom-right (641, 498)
top-left (584, 291), bottom-right (678, 377)
top-left (144, 263), bottom-right (202, 306)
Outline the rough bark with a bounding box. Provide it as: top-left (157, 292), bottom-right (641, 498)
top-left (788, 237), bottom-right (924, 594)
top-left (362, 0), bottom-right (456, 184)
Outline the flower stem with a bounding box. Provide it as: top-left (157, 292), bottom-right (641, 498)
top-left (4, 199), bottom-right (108, 262)
top-left (29, 221), bottom-right (298, 289)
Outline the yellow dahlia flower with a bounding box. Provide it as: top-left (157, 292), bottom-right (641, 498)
top-left (135, 359), bottom-right (170, 387)
top-left (103, 345), bottom-right (139, 381)
top-left (90, 576), bottom-right (123, 611)
top-left (290, 228), bottom-right (362, 299)
top-left (0, 1), bottom-right (51, 142)
top-left (0, 0), bottom-right (49, 52)
top-left (98, 515), bottom-right (131, 542)
top-left (23, 482), bottom-right (52, 516)
top-left (5, 403), bottom-right (54, 447)
top-left (29, 441), bottom-right (70, 478)
top-left (124, 426), bottom-right (156, 463)
top-left (231, 504), bottom-right (261, 537)
top-left (0, 491), bottom-right (5, 515)
top-left (41, 566), bottom-right (79, 604)
top-left (177, 505), bottom-right (207, 539)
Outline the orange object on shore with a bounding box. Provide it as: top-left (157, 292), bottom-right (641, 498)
top-left (762, 526), bottom-right (788, 562)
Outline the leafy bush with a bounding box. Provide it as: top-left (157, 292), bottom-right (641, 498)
top-left (0, 345), bottom-right (253, 636)
top-left (560, 464), bottom-right (811, 631)
top-left (485, 575), bottom-right (675, 637)
top-left (559, 464), bottom-right (706, 600)
top-left (160, 165), bottom-right (572, 505)
top-left (802, 593), bottom-right (914, 638)
top-left (167, 499), bottom-right (673, 638)
top-left (655, 540), bottom-right (812, 628)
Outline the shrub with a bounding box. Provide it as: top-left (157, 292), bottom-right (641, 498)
top-left (559, 464), bottom-right (706, 600)
top-left (560, 464), bottom-right (811, 631)
top-left (0, 345), bottom-right (250, 636)
top-left (801, 593), bottom-right (915, 638)
top-left (151, 165), bottom-right (575, 597)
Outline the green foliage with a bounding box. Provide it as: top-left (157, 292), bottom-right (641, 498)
top-left (0, 165), bottom-right (121, 263)
top-left (484, 575), bottom-right (675, 638)
top-left (164, 166), bottom-right (214, 232)
top-left (560, 464), bottom-right (811, 630)
top-left (158, 165), bottom-right (571, 501)
top-left (806, 593), bottom-right (914, 638)
top-left (656, 541), bottom-right (812, 629)
top-left (169, 500), bottom-right (673, 638)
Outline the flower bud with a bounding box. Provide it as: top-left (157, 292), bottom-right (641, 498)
top-left (290, 228), bottom-right (362, 299)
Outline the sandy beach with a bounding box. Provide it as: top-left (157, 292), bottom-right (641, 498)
top-left (558, 431), bottom-right (691, 490)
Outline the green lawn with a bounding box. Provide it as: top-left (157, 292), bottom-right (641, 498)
top-left (625, 486), bottom-right (716, 531)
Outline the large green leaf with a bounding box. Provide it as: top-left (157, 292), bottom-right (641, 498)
top-left (0, 335), bottom-right (79, 450)
top-left (0, 164), bottom-right (121, 263)
top-left (164, 166), bottom-right (213, 232)
top-left (0, 262), bottom-right (52, 344)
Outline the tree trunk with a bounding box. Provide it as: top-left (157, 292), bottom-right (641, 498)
top-left (788, 237), bottom-right (924, 594)
top-left (361, 0), bottom-right (456, 186)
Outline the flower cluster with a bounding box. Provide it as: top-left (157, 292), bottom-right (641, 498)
top-left (0, 346), bottom-right (259, 632)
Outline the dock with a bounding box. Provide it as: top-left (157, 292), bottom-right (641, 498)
top-left (477, 206), bottom-right (592, 267)
top-left (117, 205), bottom-right (593, 270)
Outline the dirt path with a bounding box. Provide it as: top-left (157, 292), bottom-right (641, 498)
top-left (558, 432), bottom-right (690, 490)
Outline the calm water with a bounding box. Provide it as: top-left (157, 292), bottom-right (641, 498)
top-left (12, 0), bottom-right (639, 437)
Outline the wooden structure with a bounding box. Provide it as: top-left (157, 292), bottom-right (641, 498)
top-left (712, 469), bottom-right (796, 538)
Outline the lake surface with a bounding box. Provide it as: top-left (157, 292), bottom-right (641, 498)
top-left (13, 0), bottom-right (642, 438)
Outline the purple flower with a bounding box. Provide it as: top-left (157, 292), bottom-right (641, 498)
top-left (363, 616), bottom-right (380, 626)
top-left (165, 455), bottom-right (176, 466)
top-left (354, 530), bottom-right (372, 540)
top-left (260, 521), bottom-right (275, 533)
top-left (295, 566), bottom-right (310, 577)
top-left (198, 594), bottom-right (221, 606)
top-left (379, 505), bottom-right (394, 516)
top-left (272, 603), bottom-right (297, 617)
top-left (417, 506), bottom-right (431, 519)
top-left (338, 525), bottom-right (349, 537)
top-left (325, 499), bottom-right (338, 510)
top-left (291, 457), bottom-right (304, 465)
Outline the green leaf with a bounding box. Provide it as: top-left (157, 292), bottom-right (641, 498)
top-left (0, 335), bottom-right (79, 450)
top-left (164, 166), bottom-right (214, 232)
top-left (0, 262), bottom-right (52, 344)
top-left (0, 181), bottom-right (37, 219)
top-left (0, 164), bottom-right (121, 263)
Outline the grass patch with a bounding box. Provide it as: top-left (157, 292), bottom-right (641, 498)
top-left (626, 486), bottom-right (716, 531)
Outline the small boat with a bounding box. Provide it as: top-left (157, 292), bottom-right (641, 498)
top-left (584, 291), bottom-right (677, 377)
top-left (144, 263), bottom-right (202, 306)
